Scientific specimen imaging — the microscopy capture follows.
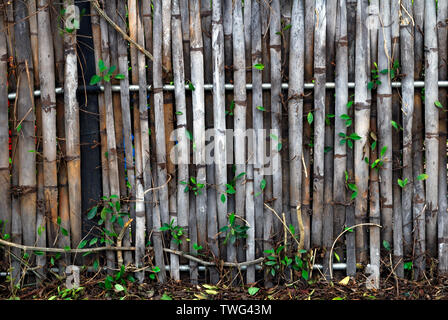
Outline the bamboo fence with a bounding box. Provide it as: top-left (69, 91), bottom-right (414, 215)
top-left (1, 0), bottom-right (448, 286)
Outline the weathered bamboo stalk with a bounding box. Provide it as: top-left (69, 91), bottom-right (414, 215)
top-left (400, 0), bottom-right (414, 262)
top-left (333, 0), bottom-right (348, 265)
top-left (0, 6), bottom-right (11, 251)
top-left (152, 0), bottom-right (169, 283)
top-left (172, 0), bottom-right (190, 282)
top-left (189, 0), bottom-right (207, 251)
top-left (378, 0), bottom-right (393, 246)
top-left (14, 0), bottom-right (36, 251)
top-left (424, 0), bottom-right (439, 258)
top-left (302, 0), bottom-right (314, 250)
top-left (412, 0), bottom-right (426, 279)
top-left (354, 0), bottom-right (369, 265)
top-left (312, 0), bottom-right (326, 248)
top-left (438, 0), bottom-right (448, 274)
top-left (233, 0), bottom-right (247, 266)
top-left (322, 0), bottom-right (336, 277)
top-left (251, 0), bottom-right (264, 263)
top-left (37, 0), bottom-right (58, 261)
top-left (288, 0), bottom-right (305, 268)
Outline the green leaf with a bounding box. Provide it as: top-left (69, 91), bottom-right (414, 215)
top-left (103, 74), bottom-right (111, 82)
top-left (368, 81), bottom-right (374, 90)
top-left (435, 100), bottom-right (444, 109)
top-left (346, 100), bottom-right (354, 108)
top-left (61, 227), bottom-right (69, 237)
top-left (186, 129), bottom-right (193, 141)
top-left (398, 178), bottom-right (408, 188)
top-left (417, 173), bottom-right (428, 181)
top-left (161, 293), bottom-right (172, 300)
top-left (380, 145), bottom-right (387, 158)
top-left (33, 251), bottom-right (44, 256)
top-left (256, 106), bottom-right (266, 111)
top-left (350, 191), bottom-right (358, 200)
top-left (114, 74), bottom-right (126, 80)
top-left (349, 133), bottom-right (362, 140)
top-left (93, 259), bottom-right (99, 271)
top-left (78, 239), bottom-right (88, 249)
top-left (89, 238), bottom-right (98, 246)
top-left (301, 269), bottom-right (309, 280)
top-left (269, 133), bottom-right (278, 141)
top-left (383, 240), bottom-right (391, 251)
top-left (260, 179), bottom-right (266, 191)
top-left (89, 74), bottom-right (102, 85)
top-left (114, 284), bottom-right (125, 292)
top-left (404, 261), bottom-right (413, 270)
top-left (371, 141), bottom-right (377, 151)
top-left (379, 68), bottom-right (389, 74)
top-left (340, 114), bottom-right (351, 120)
top-left (307, 112), bottom-right (314, 125)
top-left (107, 65), bottom-right (117, 75)
top-left (175, 111), bottom-right (183, 115)
top-left (98, 60), bottom-right (107, 72)
top-left (334, 252), bottom-right (340, 262)
top-left (254, 63), bottom-right (265, 70)
top-left (221, 194), bottom-right (226, 203)
top-left (248, 287), bottom-right (260, 296)
top-left (188, 82), bottom-right (195, 91)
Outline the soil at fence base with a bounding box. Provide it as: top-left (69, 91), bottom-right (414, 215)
top-left (1, 271), bottom-right (448, 300)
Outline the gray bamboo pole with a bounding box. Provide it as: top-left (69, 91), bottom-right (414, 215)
top-left (312, 0), bottom-right (326, 248)
top-left (378, 0), bottom-right (393, 246)
top-left (323, 0), bottom-right (337, 278)
top-left (152, 0), bottom-right (168, 283)
top-left (288, 0), bottom-right (305, 259)
top-left (333, 0), bottom-right (348, 265)
top-left (189, 0), bottom-right (207, 251)
top-left (211, 0), bottom-right (228, 275)
top-left (116, 0), bottom-right (134, 266)
top-left (401, 0), bottom-right (414, 262)
top-left (37, 0), bottom-right (58, 258)
top-left (354, 0), bottom-right (369, 265)
top-left (251, 0), bottom-right (264, 263)
top-left (424, 0), bottom-right (439, 258)
top-left (0, 7), bottom-right (11, 251)
top-left (14, 0), bottom-right (36, 250)
top-left (233, 0), bottom-right (247, 265)
top-left (189, 192), bottom-right (198, 283)
top-left (172, 0), bottom-right (190, 281)
top-left (136, 2), bottom-right (151, 282)
top-left (302, 0), bottom-right (314, 250)
top-left (438, 0), bottom-right (448, 274)
top-left (390, 0), bottom-right (403, 278)
top-left (63, 0), bottom-right (81, 256)
top-left (412, 0), bottom-right (426, 279)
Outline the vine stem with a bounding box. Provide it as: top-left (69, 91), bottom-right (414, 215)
top-left (329, 223), bottom-right (382, 280)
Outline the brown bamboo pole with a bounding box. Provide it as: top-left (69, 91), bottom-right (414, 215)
top-left (0, 6), bottom-right (11, 252)
top-left (14, 0), bottom-right (36, 250)
top-left (251, 0), bottom-right (263, 265)
top-left (152, 0), bottom-right (169, 283)
top-left (189, 0), bottom-right (207, 251)
top-left (52, 0), bottom-right (70, 269)
top-left (377, 0), bottom-right (393, 247)
top-left (424, 0), bottom-right (439, 258)
top-left (390, 0), bottom-right (404, 278)
top-left (438, 0), bottom-right (448, 274)
top-left (401, 0), bottom-right (414, 263)
top-left (333, 0), bottom-right (348, 266)
top-left (223, 0), bottom-right (233, 111)
top-left (354, 0), bottom-right (369, 265)
top-left (311, 0), bottom-right (326, 248)
top-left (288, 0), bottom-right (305, 260)
top-left (302, 0), bottom-right (314, 250)
top-left (189, 192), bottom-right (198, 283)
top-left (412, 0), bottom-right (426, 279)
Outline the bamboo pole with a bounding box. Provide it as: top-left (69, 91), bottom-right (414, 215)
top-left (0, 6), bottom-right (11, 251)
top-left (189, 0), bottom-right (207, 251)
top-left (302, 0), bottom-right (314, 250)
top-left (115, 0), bottom-right (134, 267)
top-left (311, 0), bottom-right (326, 248)
top-left (377, 0), bottom-right (393, 246)
top-left (233, 0), bottom-right (247, 267)
top-left (438, 0), bottom-right (448, 274)
top-left (412, 0), bottom-right (426, 279)
top-left (52, 0), bottom-right (71, 269)
top-left (62, 0), bottom-right (81, 257)
top-left (172, 0), bottom-right (190, 282)
top-left (14, 0), bottom-right (36, 251)
top-left (37, 0), bottom-right (58, 264)
top-left (250, 0), bottom-right (263, 265)
top-left (390, 0), bottom-right (404, 278)
top-left (288, 0), bottom-right (305, 268)
top-left (354, 0), bottom-right (369, 265)
top-left (401, 0), bottom-right (414, 263)
top-left (152, 0), bottom-right (169, 283)
top-left (424, 0), bottom-right (439, 258)
top-left (333, 0), bottom-right (348, 266)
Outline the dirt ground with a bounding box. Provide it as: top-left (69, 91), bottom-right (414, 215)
top-left (1, 269), bottom-right (447, 300)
